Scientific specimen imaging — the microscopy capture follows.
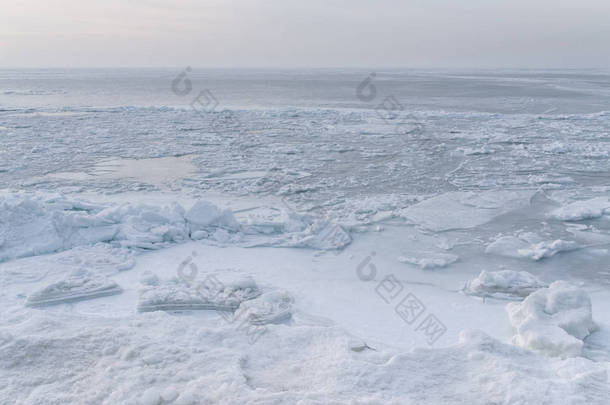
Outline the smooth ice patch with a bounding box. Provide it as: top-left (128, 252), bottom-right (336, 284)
top-left (401, 191), bottom-right (533, 232)
top-left (92, 156), bottom-right (199, 185)
top-left (43, 156), bottom-right (199, 186)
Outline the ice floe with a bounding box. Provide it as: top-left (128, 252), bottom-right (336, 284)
top-left (550, 197), bottom-right (610, 221)
top-left (463, 270), bottom-right (547, 300)
top-left (25, 269), bottom-right (122, 307)
top-left (486, 235), bottom-right (580, 261)
top-left (401, 190), bottom-right (534, 231)
top-left (507, 281), bottom-right (598, 358)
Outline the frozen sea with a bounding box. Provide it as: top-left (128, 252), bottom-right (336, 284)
top-left (1, 69), bottom-right (610, 404)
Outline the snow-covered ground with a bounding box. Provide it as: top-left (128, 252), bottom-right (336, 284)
top-left (1, 69), bottom-right (610, 404)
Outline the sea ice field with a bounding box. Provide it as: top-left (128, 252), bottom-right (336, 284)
top-left (1, 68), bottom-right (610, 404)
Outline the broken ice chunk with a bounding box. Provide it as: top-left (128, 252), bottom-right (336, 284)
top-left (517, 240), bottom-right (580, 261)
top-left (137, 276), bottom-right (261, 312)
top-left (398, 253), bottom-right (459, 270)
top-left (463, 270), bottom-right (547, 300)
top-left (185, 201), bottom-right (239, 232)
top-left (486, 236), bottom-right (580, 261)
top-left (26, 269), bottom-right (122, 307)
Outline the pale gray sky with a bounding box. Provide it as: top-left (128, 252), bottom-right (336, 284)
top-left (1, 0), bottom-right (609, 68)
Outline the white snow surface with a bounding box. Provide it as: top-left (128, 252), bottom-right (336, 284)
top-left (2, 318), bottom-right (609, 404)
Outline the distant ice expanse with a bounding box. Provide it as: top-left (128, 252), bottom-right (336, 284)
top-left (1, 69), bottom-right (610, 404)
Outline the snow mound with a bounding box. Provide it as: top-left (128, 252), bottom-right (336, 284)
top-left (26, 269), bottom-right (122, 307)
top-left (137, 274), bottom-right (261, 312)
top-left (507, 281), bottom-right (598, 358)
top-left (550, 197), bottom-right (610, 221)
top-left (237, 290), bottom-right (293, 325)
top-left (463, 270), bottom-right (547, 300)
top-left (398, 253), bottom-right (459, 269)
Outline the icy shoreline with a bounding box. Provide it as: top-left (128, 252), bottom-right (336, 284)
top-left (2, 68), bottom-right (610, 403)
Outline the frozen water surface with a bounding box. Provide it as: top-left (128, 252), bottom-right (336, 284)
top-left (1, 69), bottom-right (609, 404)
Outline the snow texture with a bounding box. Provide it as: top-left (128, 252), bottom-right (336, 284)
top-left (1, 319), bottom-right (608, 404)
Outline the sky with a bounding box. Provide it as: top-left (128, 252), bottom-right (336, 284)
top-left (1, 0), bottom-right (609, 68)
